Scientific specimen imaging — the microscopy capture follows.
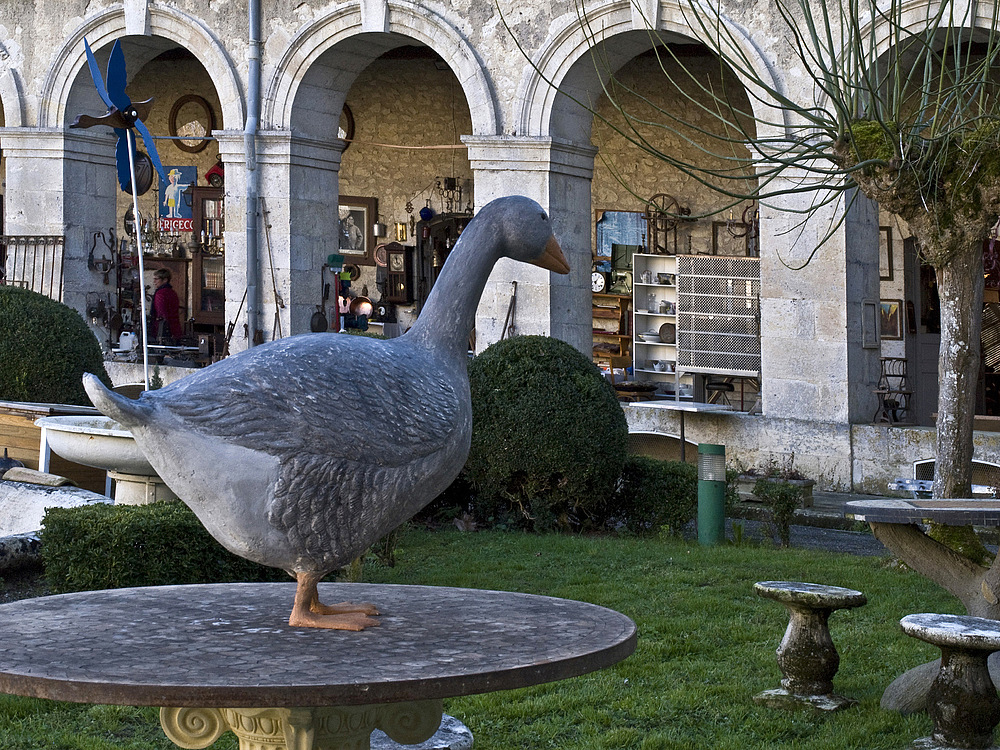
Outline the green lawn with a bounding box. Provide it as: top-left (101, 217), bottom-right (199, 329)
top-left (0, 529), bottom-right (961, 749)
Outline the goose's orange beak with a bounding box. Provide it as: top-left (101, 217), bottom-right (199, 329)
top-left (532, 236), bottom-right (570, 274)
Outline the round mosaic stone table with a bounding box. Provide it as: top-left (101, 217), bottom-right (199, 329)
top-left (0, 582), bottom-right (637, 749)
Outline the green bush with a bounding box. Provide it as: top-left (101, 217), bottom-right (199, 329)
top-left (460, 335), bottom-right (628, 531)
top-left (0, 286), bottom-right (112, 404)
top-left (613, 455), bottom-right (698, 535)
top-left (753, 478), bottom-right (805, 547)
top-left (41, 501), bottom-right (287, 593)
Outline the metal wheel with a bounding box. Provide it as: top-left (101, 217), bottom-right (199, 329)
top-left (644, 194), bottom-right (686, 254)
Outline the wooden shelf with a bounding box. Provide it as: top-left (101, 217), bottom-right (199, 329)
top-left (592, 293), bottom-right (631, 364)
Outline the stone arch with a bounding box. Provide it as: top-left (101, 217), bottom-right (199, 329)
top-left (40, 5), bottom-right (244, 129)
top-left (0, 37), bottom-right (27, 127)
top-left (265, 1), bottom-right (497, 140)
top-left (863, 0), bottom-right (1000, 59)
top-left (0, 70), bottom-right (25, 127)
top-left (515, 0), bottom-right (785, 144)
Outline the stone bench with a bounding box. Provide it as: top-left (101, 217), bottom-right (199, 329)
top-left (900, 613), bottom-right (1000, 749)
top-left (753, 581), bottom-right (867, 711)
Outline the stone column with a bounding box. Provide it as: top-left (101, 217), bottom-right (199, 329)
top-left (464, 136), bottom-right (596, 354)
top-left (2, 127), bottom-right (116, 321)
top-left (215, 130), bottom-right (343, 352)
top-left (758, 183), bottom-right (881, 426)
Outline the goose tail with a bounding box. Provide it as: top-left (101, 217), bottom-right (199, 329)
top-left (83, 373), bottom-right (154, 429)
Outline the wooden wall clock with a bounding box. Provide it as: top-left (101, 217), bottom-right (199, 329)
top-left (384, 242), bottom-right (413, 304)
top-left (169, 95), bottom-right (216, 153)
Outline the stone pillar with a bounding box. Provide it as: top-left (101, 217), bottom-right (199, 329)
top-left (215, 130), bottom-right (343, 353)
top-left (2, 127), bottom-right (116, 319)
top-left (758, 183), bottom-right (880, 425)
top-left (464, 136), bottom-right (596, 354)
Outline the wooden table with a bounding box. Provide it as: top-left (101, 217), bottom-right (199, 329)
top-left (0, 582), bottom-right (637, 749)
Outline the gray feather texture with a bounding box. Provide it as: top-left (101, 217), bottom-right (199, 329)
top-left (83, 195), bottom-right (563, 578)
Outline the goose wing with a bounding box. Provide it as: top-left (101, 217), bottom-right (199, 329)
top-left (156, 336), bottom-right (467, 569)
top-left (162, 335), bottom-right (462, 466)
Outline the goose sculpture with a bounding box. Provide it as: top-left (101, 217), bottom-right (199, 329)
top-left (84, 195), bottom-right (569, 630)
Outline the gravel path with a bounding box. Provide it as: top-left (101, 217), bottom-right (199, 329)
top-left (725, 518), bottom-right (890, 557)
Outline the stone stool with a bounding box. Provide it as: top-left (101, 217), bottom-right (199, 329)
top-left (753, 581), bottom-right (867, 710)
top-left (900, 613), bottom-right (1000, 750)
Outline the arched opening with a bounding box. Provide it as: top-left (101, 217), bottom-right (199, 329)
top-left (63, 36), bottom-right (226, 353)
top-left (544, 29), bottom-right (761, 407)
top-left (287, 36), bottom-right (475, 336)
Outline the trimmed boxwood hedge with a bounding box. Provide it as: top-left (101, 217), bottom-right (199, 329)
top-left (613, 455), bottom-right (698, 535)
top-left (461, 335), bottom-right (629, 531)
top-left (41, 501), bottom-right (287, 593)
top-left (0, 286), bottom-right (112, 405)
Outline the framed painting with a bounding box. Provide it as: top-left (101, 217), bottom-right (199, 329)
top-left (338, 196), bottom-right (377, 265)
top-left (712, 221), bottom-right (751, 256)
top-left (880, 299), bottom-right (903, 340)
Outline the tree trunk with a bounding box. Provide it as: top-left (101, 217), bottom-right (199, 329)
top-left (932, 242), bottom-right (984, 498)
top-left (872, 522), bottom-right (997, 617)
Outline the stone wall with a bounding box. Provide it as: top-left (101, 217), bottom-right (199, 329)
top-left (337, 53), bottom-right (474, 328)
top-left (625, 404), bottom-right (1000, 493)
top-left (591, 49), bottom-right (755, 253)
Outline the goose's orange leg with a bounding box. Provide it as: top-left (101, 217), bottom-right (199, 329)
top-left (288, 571), bottom-right (380, 630)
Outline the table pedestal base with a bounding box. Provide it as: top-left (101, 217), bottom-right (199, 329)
top-left (161, 699), bottom-right (443, 750)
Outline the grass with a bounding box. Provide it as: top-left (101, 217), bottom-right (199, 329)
top-left (0, 528), bottom-right (961, 749)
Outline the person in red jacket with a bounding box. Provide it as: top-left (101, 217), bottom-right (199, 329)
top-left (150, 267), bottom-right (183, 342)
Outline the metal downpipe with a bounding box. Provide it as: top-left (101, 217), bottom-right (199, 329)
top-left (244, 0), bottom-right (262, 345)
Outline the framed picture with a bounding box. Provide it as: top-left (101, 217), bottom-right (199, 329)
top-left (338, 196), bottom-right (377, 265)
top-left (595, 209), bottom-right (645, 270)
top-left (879, 226), bottom-right (893, 281)
top-left (862, 300), bottom-right (879, 349)
top-left (880, 299), bottom-right (903, 340)
top-left (158, 165), bottom-right (196, 233)
top-left (169, 95), bottom-right (216, 153)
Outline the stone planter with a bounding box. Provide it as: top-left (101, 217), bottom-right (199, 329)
top-left (737, 475), bottom-right (815, 508)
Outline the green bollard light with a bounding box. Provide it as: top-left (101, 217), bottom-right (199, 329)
top-left (697, 443), bottom-right (726, 545)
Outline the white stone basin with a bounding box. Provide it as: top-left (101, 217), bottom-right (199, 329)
top-left (33, 416), bottom-right (176, 504)
top-left (35, 416), bottom-right (155, 476)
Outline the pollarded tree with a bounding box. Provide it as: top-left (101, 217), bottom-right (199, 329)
top-left (556, 0), bottom-right (1000, 500)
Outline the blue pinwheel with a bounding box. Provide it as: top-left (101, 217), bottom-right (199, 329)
top-left (71, 38), bottom-right (166, 193)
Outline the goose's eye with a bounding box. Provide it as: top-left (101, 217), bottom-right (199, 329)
top-left (540, 212), bottom-right (548, 221)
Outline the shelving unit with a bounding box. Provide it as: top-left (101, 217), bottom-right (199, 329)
top-left (592, 293), bottom-right (631, 382)
top-left (632, 253), bottom-right (691, 397)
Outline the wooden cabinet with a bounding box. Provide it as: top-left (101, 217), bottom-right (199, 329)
top-left (192, 252), bottom-right (225, 328)
top-left (384, 242), bottom-right (414, 304)
top-left (191, 187), bottom-right (224, 246)
top-left (592, 293), bottom-right (631, 382)
top-left (189, 187), bottom-right (224, 329)
top-left (592, 293), bottom-right (631, 355)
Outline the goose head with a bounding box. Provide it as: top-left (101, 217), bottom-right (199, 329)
top-left (404, 195), bottom-right (570, 356)
top-left (476, 195), bottom-right (569, 273)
